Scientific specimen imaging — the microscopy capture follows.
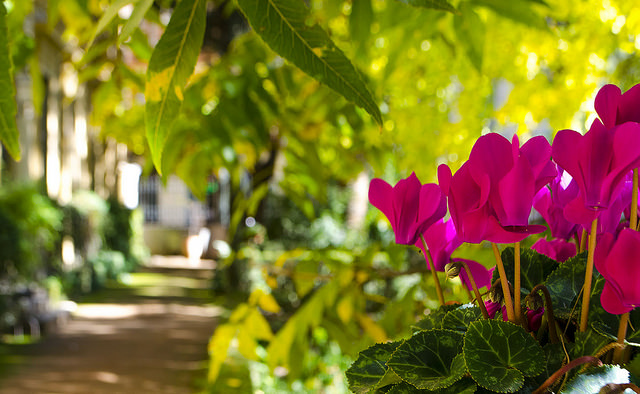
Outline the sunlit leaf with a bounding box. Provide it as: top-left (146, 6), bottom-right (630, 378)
top-left (464, 320), bottom-right (545, 393)
top-left (235, 0), bottom-right (382, 126)
top-left (0, 3), bottom-right (19, 160)
top-left (471, 0), bottom-right (548, 29)
top-left (207, 324), bottom-right (237, 382)
top-left (119, 0), bottom-right (154, 45)
top-left (145, 0), bottom-right (206, 172)
top-left (562, 365), bottom-right (634, 394)
top-left (87, 0), bottom-right (131, 47)
top-left (395, 0), bottom-right (457, 13)
top-left (388, 329), bottom-right (465, 390)
top-left (453, 3), bottom-right (485, 71)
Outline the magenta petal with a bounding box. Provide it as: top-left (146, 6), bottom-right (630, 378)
top-left (552, 129), bottom-right (588, 196)
top-left (594, 84), bottom-right (622, 129)
top-left (496, 156), bottom-right (535, 226)
top-left (369, 179), bottom-right (395, 224)
top-left (601, 282), bottom-right (633, 315)
top-left (469, 133), bottom-right (513, 189)
top-left (455, 258), bottom-right (492, 291)
top-left (484, 218), bottom-right (546, 243)
top-left (594, 232), bottom-right (616, 278)
top-left (563, 195), bottom-right (599, 227)
top-left (438, 164), bottom-right (453, 196)
top-left (531, 238), bottom-right (577, 262)
top-left (602, 229), bottom-right (640, 309)
top-left (417, 183), bottom-right (447, 232)
top-left (618, 83), bottom-right (640, 124)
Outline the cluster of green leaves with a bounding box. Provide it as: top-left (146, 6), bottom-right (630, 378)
top-left (346, 248), bottom-right (640, 393)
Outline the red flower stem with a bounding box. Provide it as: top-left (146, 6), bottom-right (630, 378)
top-left (632, 169), bottom-right (638, 231)
top-left (614, 312), bottom-right (630, 365)
top-left (514, 242), bottom-right (522, 325)
top-left (579, 218), bottom-right (598, 332)
top-left (532, 356), bottom-right (603, 394)
top-left (492, 243), bottom-right (515, 322)
top-left (421, 235), bottom-right (445, 306)
top-left (458, 260), bottom-right (490, 319)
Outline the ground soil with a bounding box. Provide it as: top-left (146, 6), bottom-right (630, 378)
top-left (0, 256), bottom-right (221, 394)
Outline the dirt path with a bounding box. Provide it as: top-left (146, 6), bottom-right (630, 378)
top-left (0, 256), bottom-right (222, 394)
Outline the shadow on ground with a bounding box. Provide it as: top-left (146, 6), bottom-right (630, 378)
top-left (0, 256), bottom-right (222, 394)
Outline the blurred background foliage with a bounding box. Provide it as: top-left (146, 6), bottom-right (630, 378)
top-left (3, 0), bottom-right (640, 391)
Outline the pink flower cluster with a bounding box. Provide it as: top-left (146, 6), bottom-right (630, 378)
top-left (368, 83), bottom-right (640, 315)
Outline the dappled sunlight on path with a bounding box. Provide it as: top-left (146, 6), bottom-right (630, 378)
top-left (0, 256), bottom-right (221, 394)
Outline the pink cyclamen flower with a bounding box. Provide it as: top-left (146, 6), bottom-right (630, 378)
top-left (414, 220), bottom-right (493, 291)
top-left (531, 238), bottom-right (577, 263)
top-left (552, 118), bottom-right (640, 211)
top-left (533, 167), bottom-right (580, 240)
top-left (369, 172), bottom-right (447, 245)
top-left (595, 229), bottom-right (640, 314)
top-left (594, 83), bottom-right (640, 129)
top-left (439, 133), bottom-right (555, 244)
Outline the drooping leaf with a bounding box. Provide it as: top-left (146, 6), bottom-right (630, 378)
top-left (395, 0), bottom-right (457, 13)
top-left (145, 0), bottom-right (206, 172)
top-left (492, 247), bottom-right (560, 295)
top-left (346, 341), bottom-right (402, 394)
top-left (119, 0), bottom-right (154, 45)
top-left (470, 0), bottom-right (548, 29)
top-left (464, 319), bottom-right (545, 393)
top-left (545, 252), bottom-right (588, 319)
top-left (235, 0), bottom-right (382, 126)
top-left (442, 304), bottom-right (483, 333)
top-left (0, 3), bottom-right (20, 160)
top-left (453, 3), bottom-right (485, 71)
top-left (87, 0), bottom-right (131, 47)
top-left (561, 365), bottom-right (634, 394)
top-left (387, 329), bottom-right (465, 390)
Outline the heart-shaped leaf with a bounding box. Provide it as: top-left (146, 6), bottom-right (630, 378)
top-left (387, 329), bottom-right (465, 390)
top-left (386, 378), bottom-right (477, 393)
top-left (545, 252), bottom-right (588, 319)
top-left (411, 303), bottom-right (461, 332)
top-left (464, 319), bottom-right (545, 393)
top-left (442, 304), bottom-right (483, 333)
top-left (346, 341), bottom-right (402, 393)
top-left (492, 247), bottom-right (560, 295)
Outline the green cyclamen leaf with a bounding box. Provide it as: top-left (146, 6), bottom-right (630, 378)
top-left (394, 0), bottom-right (457, 13)
top-left (561, 365), bottom-right (633, 394)
top-left (492, 247), bottom-right (560, 295)
top-left (464, 319), bottom-right (545, 393)
top-left (545, 252), bottom-right (588, 319)
top-left (236, 0), bottom-right (382, 126)
top-left (442, 304), bottom-right (483, 333)
top-left (387, 329), bottom-right (465, 390)
top-left (0, 3), bottom-right (20, 160)
top-left (346, 341), bottom-right (402, 394)
top-left (387, 378), bottom-right (477, 393)
top-left (145, 0), bottom-right (206, 172)
top-left (412, 303), bottom-right (462, 332)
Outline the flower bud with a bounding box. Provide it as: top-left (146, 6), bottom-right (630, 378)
top-left (444, 261), bottom-right (462, 279)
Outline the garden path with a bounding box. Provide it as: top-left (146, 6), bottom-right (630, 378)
top-left (0, 255), bottom-right (222, 394)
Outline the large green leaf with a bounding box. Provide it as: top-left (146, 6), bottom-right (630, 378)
top-left (346, 341), bottom-right (402, 394)
top-left (572, 330), bottom-right (611, 359)
top-left (464, 319), bottom-right (545, 393)
top-left (545, 252), bottom-right (588, 319)
top-left (492, 247), bottom-right (560, 295)
top-left (145, 0), bottom-right (206, 172)
top-left (411, 303), bottom-right (461, 332)
top-left (395, 0), bottom-right (457, 13)
top-left (0, 3), bottom-right (20, 161)
top-left (235, 0), bottom-right (382, 126)
top-left (387, 329), bottom-right (465, 390)
top-left (442, 304), bottom-right (483, 333)
top-left (386, 378), bottom-right (477, 393)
